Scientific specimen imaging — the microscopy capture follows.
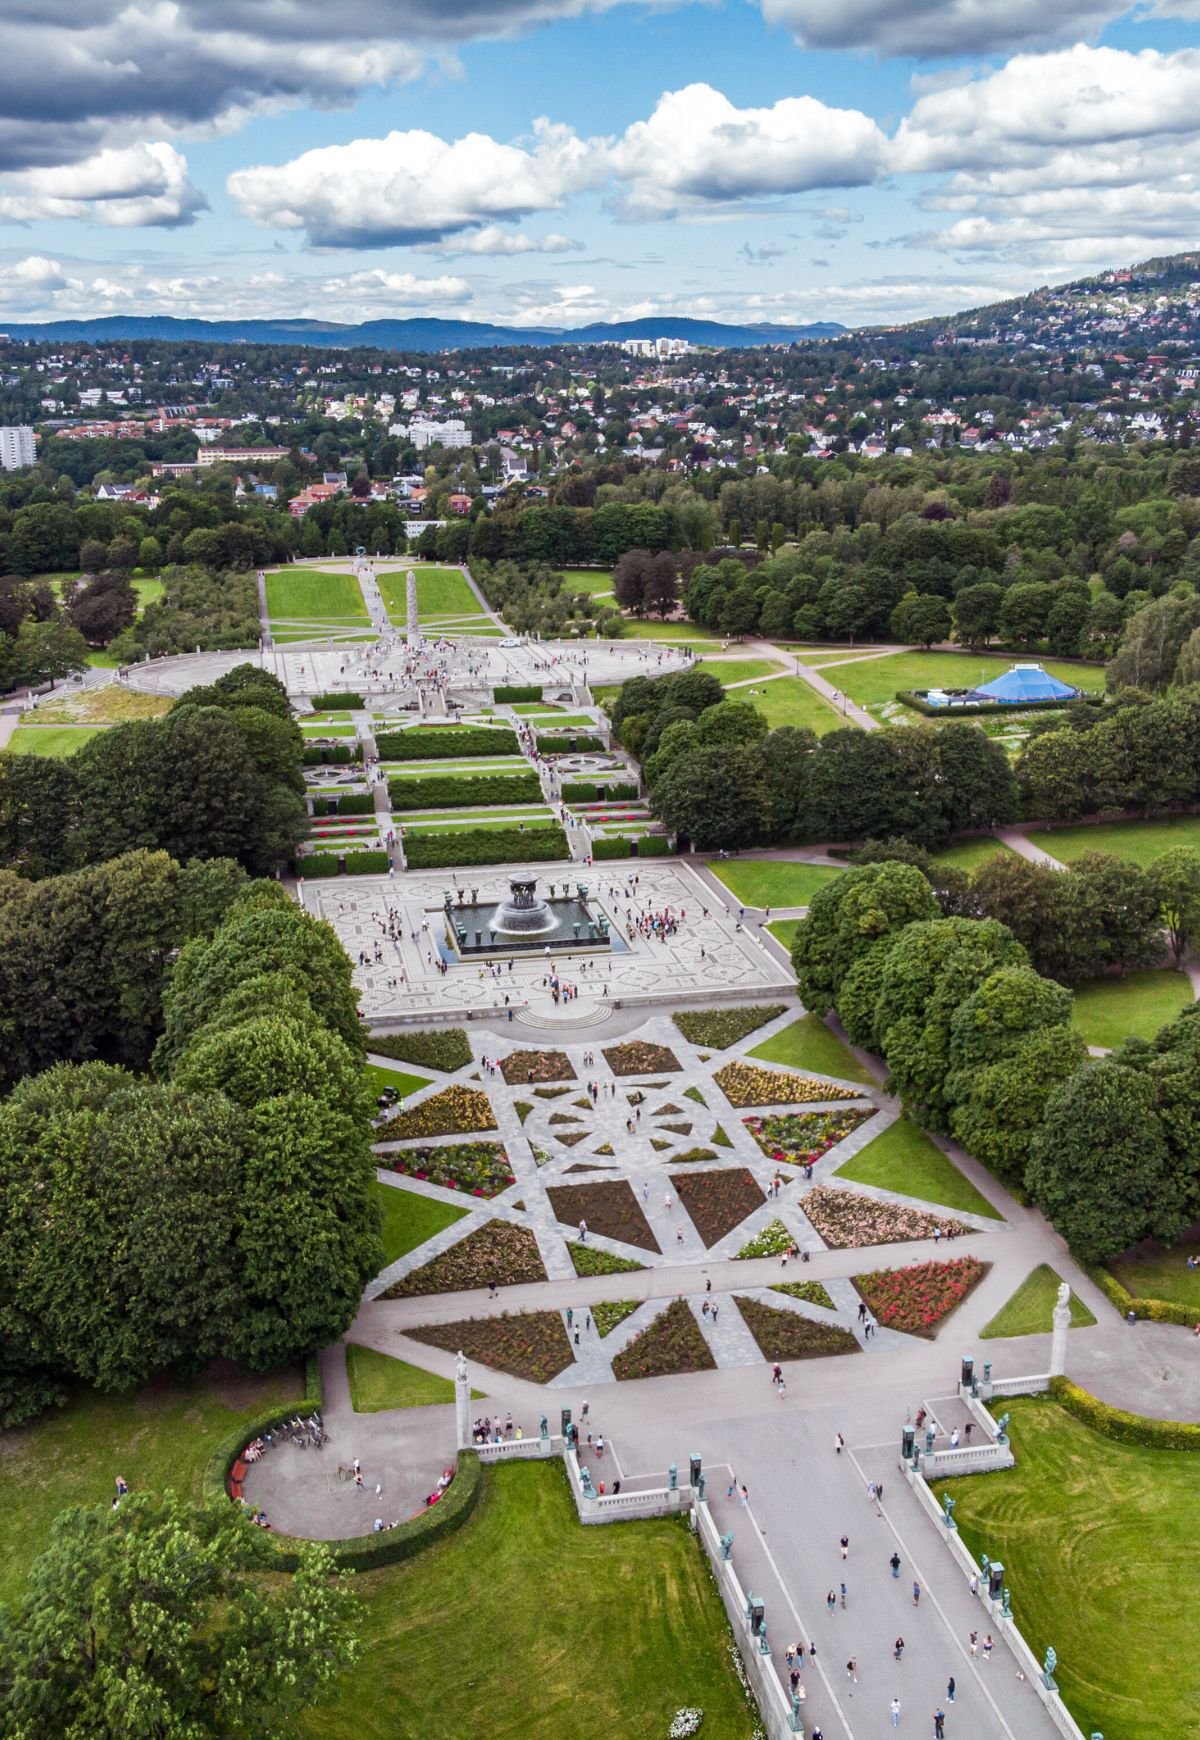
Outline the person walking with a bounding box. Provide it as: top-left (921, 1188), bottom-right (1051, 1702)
top-left (839, 1581), bottom-right (847, 1608)
top-left (835, 1431), bottom-right (845, 1455)
top-left (826, 1590), bottom-right (837, 1615)
top-left (982, 1635), bottom-right (993, 1662)
top-left (840, 1534), bottom-right (849, 1559)
top-left (894, 1637), bottom-right (905, 1661)
top-left (912, 1580), bottom-right (921, 1607)
top-left (846, 1658), bottom-right (858, 1683)
top-left (934, 1711), bottom-right (946, 1739)
top-left (946, 1676), bottom-right (955, 1703)
top-left (566, 1307), bottom-right (574, 1328)
top-left (890, 1551), bottom-right (901, 1579)
top-left (968, 1631), bottom-right (978, 1657)
top-left (891, 1697), bottom-right (901, 1727)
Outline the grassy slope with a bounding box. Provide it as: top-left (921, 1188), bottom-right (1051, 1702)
top-left (375, 1181), bottom-right (469, 1267)
top-left (750, 1013), bottom-right (877, 1088)
top-left (6, 725), bottom-right (109, 757)
top-left (266, 568), bottom-right (369, 623)
top-left (749, 675), bottom-right (847, 735)
top-left (0, 1366), bottom-right (303, 1605)
top-left (1107, 1235), bottom-right (1200, 1310)
top-left (979, 1264), bottom-right (1096, 1338)
top-left (1071, 970), bottom-right (1194, 1048)
top-left (301, 1461), bottom-right (756, 1740)
top-left (1030, 814), bottom-right (1200, 867)
top-left (695, 658), bottom-right (785, 685)
top-left (833, 1117), bottom-right (1002, 1218)
top-left (928, 837), bottom-right (1015, 874)
top-left (345, 1345), bottom-right (457, 1411)
top-left (364, 1062), bottom-right (431, 1100)
top-left (933, 1397), bottom-right (1200, 1740)
top-left (710, 859), bottom-right (842, 908)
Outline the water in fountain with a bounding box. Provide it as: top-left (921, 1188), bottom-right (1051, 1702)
top-left (489, 877), bottom-right (557, 938)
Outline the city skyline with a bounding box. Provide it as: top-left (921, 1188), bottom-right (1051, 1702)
top-left (0, 1), bottom-right (1199, 331)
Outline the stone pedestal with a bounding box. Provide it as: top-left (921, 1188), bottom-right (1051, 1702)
top-left (454, 1350), bottom-right (471, 1450)
top-left (1050, 1280), bottom-right (1071, 1378)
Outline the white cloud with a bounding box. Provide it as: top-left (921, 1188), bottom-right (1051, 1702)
top-left (608, 84), bottom-right (887, 217)
top-left (227, 122), bottom-right (595, 247)
top-left (0, 143), bottom-right (205, 228)
top-left (893, 45), bottom-right (1200, 265)
top-left (757, 0), bottom-right (1122, 57)
top-left (319, 268), bottom-right (473, 305)
top-left (420, 227), bottom-right (583, 255)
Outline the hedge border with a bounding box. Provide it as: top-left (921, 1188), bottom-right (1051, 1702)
top-left (303, 743), bottom-right (356, 766)
top-left (203, 1352), bottom-right (322, 1512)
top-left (313, 792), bottom-right (375, 817)
top-left (389, 774), bottom-right (542, 811)
top-left (312, 692), bottom-right (364, 709)
top-left (895, 689), bottom-right (1106, 720)
top-left (404, 826), bottom-right (569, 869)
top-left (1049, 1375), bottom-right (1200, 1450)
top-left (495, 685), bottom-right (542, 703)
top-left (345, 850), bottom-right (390, 874)
top-left (1083, 1261), bottom-right (1198, 1328)
top-left (536, 733), bottom-right (605, 755)
top-left (295, 853), bottom-right (340, 877)
top-left (561, 781), bottom-right (639, 803)
top-left (377, 728), bottom-right (518, 761)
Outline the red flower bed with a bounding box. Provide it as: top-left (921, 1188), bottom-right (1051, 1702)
top-left (853, 1257), bottom-right (988, 1339)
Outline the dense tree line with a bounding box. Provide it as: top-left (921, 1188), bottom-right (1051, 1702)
top-left (0, 880), bottom-right (381, 1427)
top-left (0, 665), bottom-right (306, 878)
top-left (470, 559), bottom-right (622, 638)
top-left (110, 564), bottom-right (262, 659)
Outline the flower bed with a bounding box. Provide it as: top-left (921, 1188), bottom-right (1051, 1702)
top-left (387, 1142), bottom-right (514, 1197)
top-left (592, 1299), bottom-right (640, 1338)
top-left (674, 1147), bottom-right (717, 1164)
top-left (499, 1049), bottom-right (576, 1085)
top-left (853, 1257), bottom-right (988, 1338)
top-left (802, 1186), bottom-right (967, 1249)
top-left (407, 1310), bottom-right (574, 1383)
top-left (366, 1028), bottom-right (472, 1071)
top-left (735, 1296), bottom-right (860, 1360)
top-left (612, 1299), bottom-right (716, 1381)
top-left (734, 1219), bottom-right (793, 1259)
top-left (546, 1180), bottom-right (661, 1253)
top-left (382, 1222), bottom-right (547, 1297)
top-left (745, 1108), bottom-right (875, 1167)
top-left (376, 1086), bottom-right (497, 1140)
top-left (603, 1041), bottom-right (682, 1076)
top-left (672, 1006), bottom-right (787, 1048)
top-left (670, 1167), bottom-right (765, 1248)
top-left (568, 1242), bottom-right (645, 1277)
top-left (771, 1280), bottom-right (836, 1310)
top-left (714, 1062), bottom-right (860, 1108)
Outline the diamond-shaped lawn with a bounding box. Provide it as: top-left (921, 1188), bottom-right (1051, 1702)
top-left (545, 1179), bottom-right (661, 1253)
top-left (670, 1166), bottom-right (766, 1248)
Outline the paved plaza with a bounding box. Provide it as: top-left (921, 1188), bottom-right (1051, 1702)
top-left (301, 863), bottom-right (794, 1022)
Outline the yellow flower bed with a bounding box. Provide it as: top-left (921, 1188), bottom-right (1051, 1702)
top-left (714, 1062), bottom-right (861, 1109)
top-left (376, 1085), bottom-right (497, 1140)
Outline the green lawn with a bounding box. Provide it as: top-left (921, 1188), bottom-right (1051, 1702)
top-left (928, 837), bottom-right (1015, 874)
top-left (747, 675), bottom-right (846, 735)
top-left (134, 576), bottom-right (164, 610)
top-left (980, 1265), bottom-right (1096, 1339)
top-left (345, 1345), bottom-right (459, 1411)
top-left (710, 858), bottom-right (843, 909)
top-left (611, 619), bottom-right (724, 643)
top-left (1071, 969), bottom-right (1194, 1049)
top-left (833, 1117), bottom-right (1002, 1218)
top-left (301, 1461), bottom-right (758, 1740)
top-left (375, 1181), bottom-right (469, 1268)
top-left (364, 1062), bottom-right (431, 1101)
top-left (0, 1366), bottom-right (303, 1606)
top-left (376, 566), bottom-right (479, 621)
top-left (828, 652), bottom-right (1104, 711)
top-left (6, 725), bottom-right (109, 757)
top-left (1106, 1235), bottom-right (1200, 1311)
top-left (695, 658), bottom-right (784, 686)
top-left (265, 568), bottom-right (369, 624)
top-left (749, 1013), bottom-right (877, 1088)
top-left (559, 568), bottom-right (615, 597)
top-left (1027, 815), bottom-right (1200, 868)
top-left (933, 1396), bottom-right (1200, 1740)
top-left (400, 811), bottom-right (553, 832)
top-left (766, 918), bottom-right (801, 953)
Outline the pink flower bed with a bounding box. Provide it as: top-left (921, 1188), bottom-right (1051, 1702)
top-left (801, 1186), bottom-right (967, 1249)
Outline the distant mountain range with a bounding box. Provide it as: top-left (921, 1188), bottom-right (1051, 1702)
top-left (0, 314), bottom-right (846, 353)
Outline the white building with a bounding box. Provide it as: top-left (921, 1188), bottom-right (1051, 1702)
top-left (410, 418), bottom-right (472, 451)
top-left (0, 425), bottom-right (35, 469)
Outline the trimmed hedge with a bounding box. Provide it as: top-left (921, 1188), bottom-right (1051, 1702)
top-left (405, 825), bottom-right (569, 869)
top-left (295, 853), bottom-right (341, 877)
top-left (377, 727), bottom-right (518, 760)
top-left (345, 850), bottom-right (390, 874)
top-left (896, 689), bottom-right (1105, 720)
top-left (389, 774), bottom-right (542, 810)
top-left (313, 792), bottom-right (375, 817)
top-left (303, 743), bottom-right (354, 766)
top-left (313, 691), bottom-right (364, 709)
top-left (536, 733), bottom-right (605, 754)
top-left (366, 1027), bottom-right (472, 1070)
top-left (1049, 1376), bottom-right (1200, 1450)
top-left (495, 684), bottom-right (542, 703)
top-left (592, 837), bottom-right (638, 860)
top-left (561, 781), bottom-right (639, 802)
top-left (635, 834), bottom-right (671, 856)
top-left (1085, 1262), bottom-right (1198, 1328)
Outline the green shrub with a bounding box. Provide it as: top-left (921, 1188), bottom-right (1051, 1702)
top-left (345, 850), bottom-right (390, 874)
top-left (295, 853), bottom-right (340, 877)
top-left (673, 1006), bottom-right (787, 1048)
top-left (377, 727), bottom-right (518, 760)
top-left (313, 691), bottom-right (364, 709)
top-left (389, 774), bottom-right (542, 810)
top-left (334, 791), bottom-right (376, 816)
top-left (896, 690), bottom-right (1105, 720)
top-left (405, 826), bottom-right (569, 869)
top-left (1085, 1262), bottom-right (1198, 1327)
top-left (495, 684), bottom-right (542, 703)
top-left (562, 781), bottom-right (639, 802)
top-left (311, 797), bottom-right (331, 817)
top-left (1050, 1376), bottom-right (1200, 1449)
top-left (592, 838), bottom-right (637, 860)
top-left (302, 743), bottom-right (353, 766)
top-left (366, 1028), bottom-right (472, 1070)
top-left (536, 733), bottom-right (604, 754)
top-left (635, 834), bottom-right (671, 856)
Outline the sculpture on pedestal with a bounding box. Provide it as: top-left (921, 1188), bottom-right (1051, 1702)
top-left (406, 570), bottom-right (421, 648)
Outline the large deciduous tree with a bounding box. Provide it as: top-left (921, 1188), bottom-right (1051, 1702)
top-left (791, 862), bottom-right (938, 1017)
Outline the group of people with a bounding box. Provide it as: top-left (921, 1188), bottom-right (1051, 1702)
top-left (472, 1414), bottom-right (520, 1443)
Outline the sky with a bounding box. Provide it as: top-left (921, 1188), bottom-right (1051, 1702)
top-left (0, 1), bottom-right (1199, 332)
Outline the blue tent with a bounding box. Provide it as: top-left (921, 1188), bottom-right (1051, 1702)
top-left (968, 664), bottom-right (1080, 704)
